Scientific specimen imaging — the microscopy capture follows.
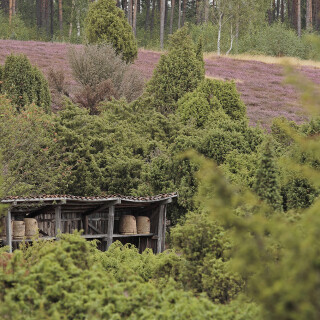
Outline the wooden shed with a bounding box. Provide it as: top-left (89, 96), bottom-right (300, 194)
top-left (0, 193), bottom-right (177, 253)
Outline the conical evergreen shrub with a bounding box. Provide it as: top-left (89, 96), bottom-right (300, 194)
top-left (2, 54), bottom-right (51, 112)
top-left (147, 26), bottom-right (205, 113)
top-left (85, 0), bottom-right (138, 63)
top-left (253, 137), bottom-right (283, 211)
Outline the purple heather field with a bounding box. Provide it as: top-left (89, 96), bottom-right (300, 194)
top-left (1, 39), bottom-right (319, 127)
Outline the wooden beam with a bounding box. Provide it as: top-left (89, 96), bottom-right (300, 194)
top-left (83, 199), bottom-right (121, 216)
top-left (6, 208), bottom-right (12, 253)
top-left (106, 205), bottom-right (115, 250)
top-left (55, 205), bottom-right (62, 236)
top-left (88, 222), bottom-right (102, 234)
top-left (157, 204), bottom-right (165, 253)
top-left (83, 215), bottom-right (89, 234)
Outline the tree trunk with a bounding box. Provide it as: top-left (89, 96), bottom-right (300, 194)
top-left (196, 0), bottom-right (200, 24)
top-left (12, 0), bottom-right (15, 15)
top-left (128, 0), bottom-right (133, 26)
top-left (217, 12), bottom-right (222, 55)
top-left (46, 0), bottom-right (50, 34)
top-left (133, 0), bottom-right (138, 36)
top-left (59, 0), bottom-right (63, 36)
top-left (77, 9), bottom-right (81, 37)
top-left (170, 0), bottom-right (175, 34)
top-left (281, 0), bottom-right (284, 22)
top-left (150, 0), bottom-right (155, 33)
top-left (36, 0), bottom-right (41, 28)
top-left (9, 0), bottom-right (12, 25)
top-left (160, 0), bottom-right (165, 49)
top-left (41, 0), bottom-right (46, 28)
top-left (306, 0), bottom-right (313, 31)
top-left (276, 0), bottom-right (280, 19)
top-left (137, 0), bottom-right (140, 13)
top-left (164, 0), bottom-right (168, 27)
top-left (178, 0), bottom-right (181, 28)
top-left (50, 0), bottom-right (54, 39)
top-left (315, 0), bottom-right (320, 30)
top-left (69, 0), bottom-right (76, 39)
top-left (182, 0), bottom-right (186, 26)
top-left (204, 0), bottom-right (209, 23)
top-left (145, 0), bottom-right (150, 31)
top-left (226, 24), bottom-right (234, 55)
top-left (297, 0), bottom-right (301, 37)
top-left (272, 0), bottom-right (276, 22)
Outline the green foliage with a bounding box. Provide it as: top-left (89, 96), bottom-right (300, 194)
top-left (85, 0), bottom-right (138, 63)
top-left (170, 212), bottom-right (244, 302)
top-left (0, 12), bottom-right (40, 41)
top-left (196, 78), bottom-right (247, 120)
top-left (0, 233), bottom-right (260, 319)
top-left (253, 137), bottom-right (283, 211)
top-left (239, 22), bottom-right (306, 58)
top-left (147, 26), bottom-right (205, 113)
top-left (0, 96), bottom-right (65, 196)
top-left (177, 91), bottom-right (212, 127)
top-left (33, 66), bottom-right (52, 113)
top-left (271, 117), bottom-right (298, 150)
top-left (2, 54), bottom-right (51, 111)
top-left (187, 60), bottom-right (320, 319)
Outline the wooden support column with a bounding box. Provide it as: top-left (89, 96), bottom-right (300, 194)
top-left (106, 205), bottom-right (115, 250)
top-left (162, 204), bottom-right (167, 251)
top-left (55, 205), bottom-right (62, 237)
top-left (82, 215), bottom-right (89, 234)
top-left (157, 204), bottom-right (165, 253)
top-left (6, 208), bottom-right (12, 253)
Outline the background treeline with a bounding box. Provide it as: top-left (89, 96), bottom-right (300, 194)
top-left (1, 0), bottom-right (320, 58)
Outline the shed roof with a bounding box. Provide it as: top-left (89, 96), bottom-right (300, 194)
top-left (2, 193), bottom-right (178, 215)
top-left (2, 192), bottom-right (177, 203)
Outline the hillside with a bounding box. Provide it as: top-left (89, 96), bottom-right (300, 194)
top-left (1, 39), bottom-right (319, 126)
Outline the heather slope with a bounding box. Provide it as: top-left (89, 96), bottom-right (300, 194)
top-left (1, 39), bottom-right (319, 126)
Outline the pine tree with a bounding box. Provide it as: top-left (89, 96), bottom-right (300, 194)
top-left (253, 137), bottom-right (283, 211)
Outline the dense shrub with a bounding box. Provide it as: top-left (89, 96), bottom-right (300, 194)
top-left (0, 233), bottom-right (261, 319)
top-left (170, 212), bottom-right (244, 302)
top-left (85, 0), bottom-right (137, 63)
top-left (0, 12), bottom-right (40, 41)
top-left (239, 23), bottom-right (306, 58)
top-left (253, 137), bottom-right (283, 212)
top-left (0, 95), bottom-right (65, 196)
top-left (177, 91), bottom-right (212, 127)
top-left (2, 54), bottom-right (51, 111)
top-left (147, 26), bottom-right (205, 113)
top-left (195, 78), bottom-right (247, 120)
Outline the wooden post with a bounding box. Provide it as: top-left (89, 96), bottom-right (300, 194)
top-left (106, 205), bottom-right (114, 250)
top-left (55, 205), bottom-right (62, 237)
top-left (157, 205), bottom-right (165, 253)
top-left (6, 208), bottom-right (12, 253)
top-left (162, 204), bottom-right (167, 251)
top-left (83, 215), bottom-right (89, 235)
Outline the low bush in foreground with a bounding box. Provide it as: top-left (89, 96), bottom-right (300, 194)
top-left (0, 233), bottom-right (261, 320)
